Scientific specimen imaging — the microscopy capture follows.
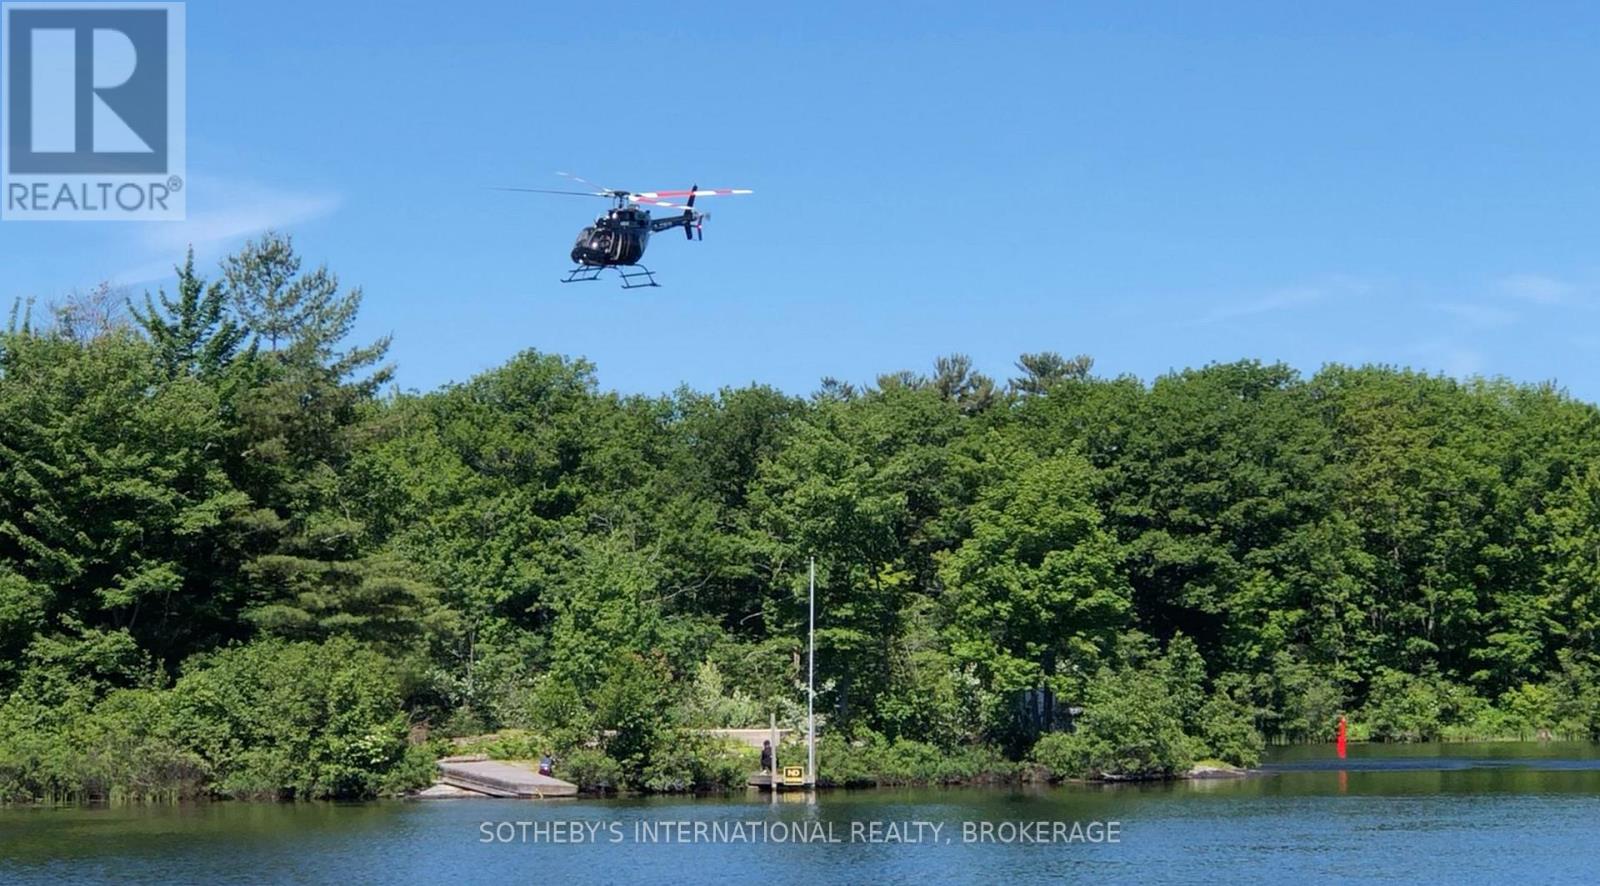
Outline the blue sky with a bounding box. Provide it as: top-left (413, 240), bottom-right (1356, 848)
top-left (4, 0), bottom-right (1600, 399)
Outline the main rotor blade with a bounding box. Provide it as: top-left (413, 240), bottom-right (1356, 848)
top-left (556, 171), bottom-right (620, 194)
top-left (491, 187), bottom-right (609, 197)
top-left (630, 188), bottom-right (753, 199)
top-left (628, 196), bottom-right (695, 209)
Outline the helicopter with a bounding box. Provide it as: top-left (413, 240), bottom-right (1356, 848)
top-left (495, 173), bottom-right (753, 288)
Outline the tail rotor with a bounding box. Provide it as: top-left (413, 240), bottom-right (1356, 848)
top-left (682, 184), bottom-right (702, 241)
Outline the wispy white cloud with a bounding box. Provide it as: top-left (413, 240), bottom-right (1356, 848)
top-left (1432, 302), bottom-right (1518, 329)
top-left (110, 175), bottom-right (341, 287)
top-left (1497, 273), bottom-right (1576, 305)
top-left (1201, 285), bottom-right (1325, 324)
top-left (1199, 276), bottom-right (1371, 324)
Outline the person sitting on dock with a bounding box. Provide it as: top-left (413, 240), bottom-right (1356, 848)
top-left (538, 753), bottom-right (554, 777)
top-left (760, 740), bottom-right (773, 774)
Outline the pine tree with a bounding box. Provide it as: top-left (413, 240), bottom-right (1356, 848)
top-left (130, 248), bottom-right (249, 378)
top-left (218, 234), bottom-right (421, 648)
top-left (1009, 351), bottom-right (1093, 395)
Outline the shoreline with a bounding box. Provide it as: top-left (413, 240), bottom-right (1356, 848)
top-left (12, 737), bottom-right (1595, 807)
top-left (412, 757), bottom-right (1260, 800)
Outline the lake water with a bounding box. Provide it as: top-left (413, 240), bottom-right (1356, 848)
top-left (4, 743), bottom-right (1600, 884)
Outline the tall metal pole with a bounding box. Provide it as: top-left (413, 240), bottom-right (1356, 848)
top-left (807, 557), bottom-right (816, 786)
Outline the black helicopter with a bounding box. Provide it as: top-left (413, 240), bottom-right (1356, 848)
top-left (496, 173), bottom-right (753, 288)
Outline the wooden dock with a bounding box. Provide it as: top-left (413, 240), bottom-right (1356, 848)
top-left (746, 773), bottom-right (815, 792)
top-left (435, 760), bottom-right (578, 798)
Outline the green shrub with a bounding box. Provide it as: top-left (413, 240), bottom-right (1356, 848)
top-left (0, 686), bottom-right (212, 804)
top-left (450, 729), bottom-right (553, 761)
top-left (525, 674), bottom-right (594, 752)
top-left (1029, 731), bottom-right (1092, 780)
top-left (1502, 682), bottom-right (1559, 736)
top-left (592, 652), bottom-right (673, 783)
top-left (168, 637), bottom-right (422, 799)
top-left (812, 732), bottom-right (1014, 787)
top-left (1196, 693), bottom-right (1264, 768)
top-left (640, 752), bottom-right (695, 793)
top-left (813, 735), bottom-right (876, 787)
top-left (680, 662), bottom-right (764, 729)
top-left (1443, 706), bottom-right (1521, 742)
top-left (1342, 718), bottom-right (1371, 741)
top-left (1030, 667), bottom-right (1196, 780)
top-left (1549, 652), bottom-right (1600, 739)
top-left (560, 748), bottom-right (624, 793)
top-left (384, 742), bottom-right (444, 795)
top-left (1264, 654), bottom-right (1347, 742)
top-left (637, 733), bottom-right (751, 793)
top-left (686, 738), bottom-right (755, 791)
top-left (1361, 668), bottom-right (1481, 742)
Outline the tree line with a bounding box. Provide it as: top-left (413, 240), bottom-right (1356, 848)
top-left (4, 236), bottom-right (1600, 799)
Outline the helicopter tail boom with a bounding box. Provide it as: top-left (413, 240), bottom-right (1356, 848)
top-left (647, 212), bottom-right (706, 238)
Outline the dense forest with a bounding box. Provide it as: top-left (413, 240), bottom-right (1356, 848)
top-left (5, 236), bottom-right (1600, 801)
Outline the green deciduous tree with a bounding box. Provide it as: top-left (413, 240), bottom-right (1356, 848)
top-left (940, 447), bottom-right (1128, 745)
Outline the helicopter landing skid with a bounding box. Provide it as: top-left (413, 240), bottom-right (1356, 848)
top-left (561, 265), bottom-right (607, 284)
top-left (559, 264), bottom-right (661, 289)
top-left (616, 265), bottom-right (660, 289)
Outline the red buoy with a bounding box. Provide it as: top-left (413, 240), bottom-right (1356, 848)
top-left (1336, 715), bottom-right (1348, 759)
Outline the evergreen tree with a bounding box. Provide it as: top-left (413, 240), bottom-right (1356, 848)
top-left (217, 235), bottom-right (415, 648)
top-left (1010, 351), bottom-right (1093, 395)
top-left (130, 249), bottom-right (248, 379)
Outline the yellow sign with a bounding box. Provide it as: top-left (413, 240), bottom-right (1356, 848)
top-left (782, 766), bottom-right (805, 785)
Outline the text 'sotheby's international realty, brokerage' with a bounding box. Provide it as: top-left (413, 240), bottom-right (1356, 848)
top-left (478, 819), bottom-right (1123, 846)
